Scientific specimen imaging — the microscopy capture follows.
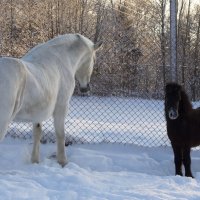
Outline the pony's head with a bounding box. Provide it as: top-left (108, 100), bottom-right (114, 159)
top-left (75, 39), bottom-right (102, 94)
top-left (165, 83), bottom-right (182, 120)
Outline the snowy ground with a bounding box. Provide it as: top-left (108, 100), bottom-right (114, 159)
top-left (2, 96), bottom-right (200, 199)
top-left (1, 138), bottom-right (200, 200)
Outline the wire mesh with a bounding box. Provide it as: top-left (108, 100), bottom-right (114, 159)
top-left (7, 72), bottom-right (200, 147)
top-left (7, 72), bottom-right (170, 147)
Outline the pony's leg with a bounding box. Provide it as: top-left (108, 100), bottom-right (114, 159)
top-left (53, 106), bottom-right (67, 167)
top-left (183, 147), bottom-right (193, 178)
top-left (31, 123), bottom-right (42, 163)
top-left (172, 145), bottom-right (183, 176)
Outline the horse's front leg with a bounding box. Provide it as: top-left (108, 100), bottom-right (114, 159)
top-left (172, 145), bottom-right (183, 176)
top-left (53, 106), bottom-right (67, 167)
top-left (31, 123), bottom-right (42, 163)
top-left (183, 147), bottom-right (193, 178)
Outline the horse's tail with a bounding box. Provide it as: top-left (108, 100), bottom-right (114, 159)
top-left (0, 57), bottom-right (26, 140)
top-left (94, 41), bottom-right (103, 51)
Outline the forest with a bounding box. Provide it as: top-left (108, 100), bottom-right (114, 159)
top-left (0, 0), bottom-right (200, 99)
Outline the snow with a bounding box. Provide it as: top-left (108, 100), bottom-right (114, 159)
top-left (2, 96), bottom-right (200, 199)
top-left (1, 138), bottom-right (200, 200)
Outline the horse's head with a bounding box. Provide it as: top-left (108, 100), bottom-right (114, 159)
top-left (75, 40), bottom-right (102, 94)
top-left (165, 83), bottom-right (182, 120)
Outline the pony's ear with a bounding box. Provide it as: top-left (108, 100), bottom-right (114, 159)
top-left (94, 41), bottom-right (103, 51)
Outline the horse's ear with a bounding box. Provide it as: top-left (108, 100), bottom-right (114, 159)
top-left (94, 41), bottom-right (103, 51)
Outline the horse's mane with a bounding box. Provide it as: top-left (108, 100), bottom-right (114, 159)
top-left (24, 34), bottom-right (93, 57)
top-left (180, 86), bottom-right (193, 113)
top-left (47, 34), bottom-right (81, 47)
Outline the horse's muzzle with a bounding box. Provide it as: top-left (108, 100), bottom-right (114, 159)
top-left (168, 108), bottom-right (178, 120)
top-left (80, 83), bottom-right (90, 94)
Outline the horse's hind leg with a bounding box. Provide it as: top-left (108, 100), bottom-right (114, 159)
top-left (183, 147), bottom-right (193, 178)
top-left (0, 120), bottom-right (10, 141)
top-left (0, 99), bottom-right (16, 140)
top-left (31, 123), bottom-right (42, 163)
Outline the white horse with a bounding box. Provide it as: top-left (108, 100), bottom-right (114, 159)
top-left (0, 34), bottom-right (102, 166)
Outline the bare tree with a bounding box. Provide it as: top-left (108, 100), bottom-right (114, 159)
top-left (191, 6), bottom-right (200, 100)
top-left (0, 0), bottom-right (200, 98)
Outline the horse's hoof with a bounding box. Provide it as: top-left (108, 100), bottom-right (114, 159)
top-left (58, 160), bottom-right (68, 167)
top-left (31, 159), bottom-right (39, 164)
top-left (176, 172), bottom-right (183, 177)
top-left (186, 174), bottom-right (194, 178)
top-left (60, 162), bottom-right (68, 168)
top-left (65, 140), bottom-right (73, 146)
top-left (186, 176), bottom-right (194, 178)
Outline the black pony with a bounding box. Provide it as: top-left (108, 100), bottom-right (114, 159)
top-left (165, 82), bottom-right (200, 178)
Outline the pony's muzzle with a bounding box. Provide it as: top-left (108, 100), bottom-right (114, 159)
top-left (168, 108), bottom-right (178, 120)
top-left (80, 83), bottom-right (90, 94)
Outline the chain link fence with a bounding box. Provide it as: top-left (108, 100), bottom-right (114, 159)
top-left (2, 0), bottom-right (200, 147)
top-left (7, 78), bottom-right (169, 147)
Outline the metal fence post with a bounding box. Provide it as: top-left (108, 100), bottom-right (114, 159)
top-left (170, 0), bottom-right (178, 82)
